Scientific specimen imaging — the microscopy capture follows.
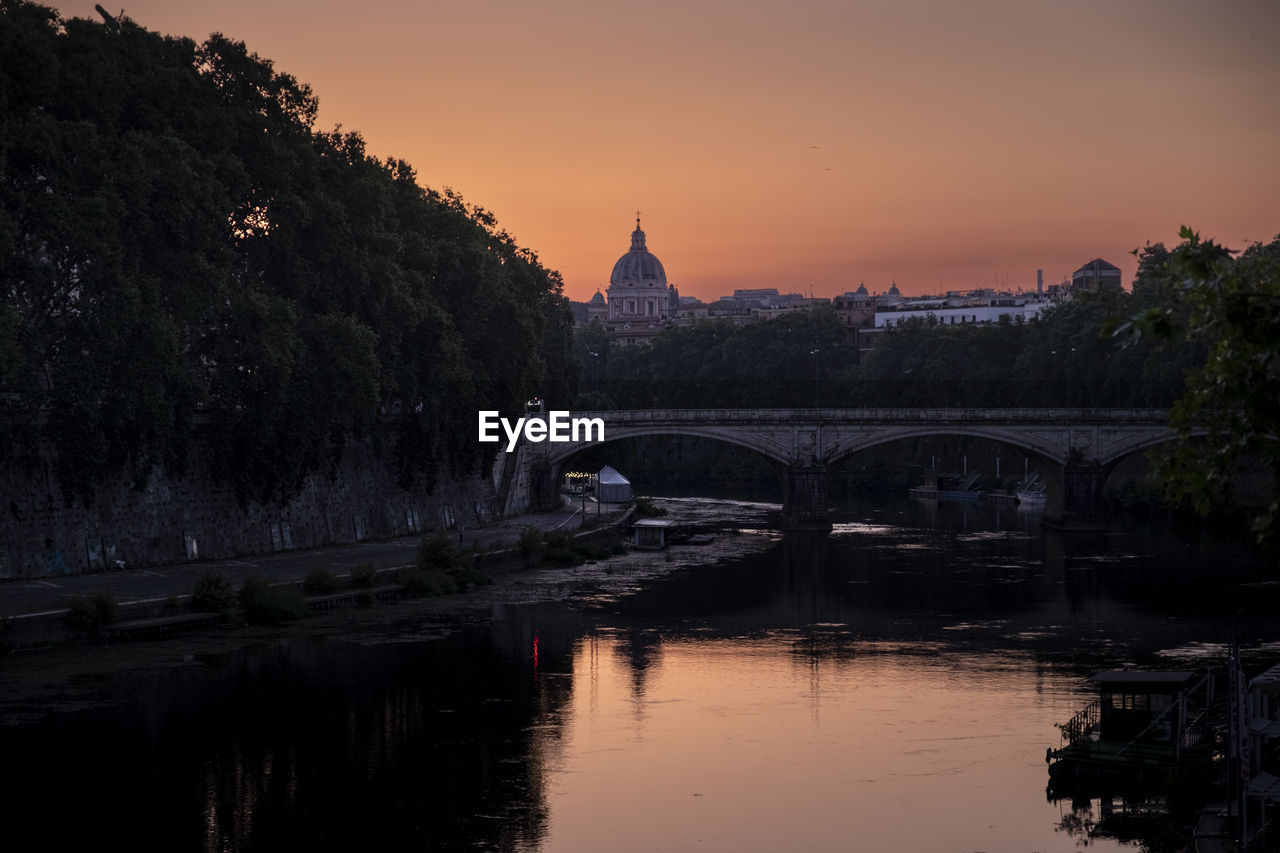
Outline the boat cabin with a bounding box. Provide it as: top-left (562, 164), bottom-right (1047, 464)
top-left (919, 471), bottom-right (959, 492)
top-left (1091, 671), bottom-right (1197, 743)
top-left (1048, 670), bottom-right (1213, 791)
top-left (632, 518), bottom-right (674, 550)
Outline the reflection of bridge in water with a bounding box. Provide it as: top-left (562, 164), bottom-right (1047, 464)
top-left (524, 408), bottom-right (1181, 531)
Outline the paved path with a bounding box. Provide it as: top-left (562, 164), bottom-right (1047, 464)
top-left (0, 502), bottom-right (627, 619)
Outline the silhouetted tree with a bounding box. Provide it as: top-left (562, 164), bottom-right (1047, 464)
top-left (0, 0), bottom-right (577, 502)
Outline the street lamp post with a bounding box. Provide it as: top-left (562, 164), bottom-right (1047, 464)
top-left (1052, 347), bottom-right (1078, 405)
top-left (810, 348), bottom-right (820, 408)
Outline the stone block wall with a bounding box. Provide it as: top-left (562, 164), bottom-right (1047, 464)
top-left (0, 436), bottom-right (499, 579)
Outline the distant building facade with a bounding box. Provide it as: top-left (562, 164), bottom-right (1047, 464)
top-left (586, 290), bottom-right (608, 324)
top-left (570, 222), bottom-right (1080, 350)
top-left (875, 292), bottom-right (1053, 328)
top-left (602, 217), bottom-right (679, 346)
top-left (1071, 258), bottom-right (1122, 293)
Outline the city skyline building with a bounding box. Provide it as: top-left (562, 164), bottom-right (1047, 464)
top-left (1071, 258), bottom-right (1124, 293)
top-left (580, 217), bottom-right (1074, 359)
top-left (599, 217), bottom-right (680, 346)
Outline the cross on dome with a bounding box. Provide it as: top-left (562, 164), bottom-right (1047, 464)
top-left (630, 213), bottom-right (647, 251)
top-left (612, 214), bottom-right (664, 285)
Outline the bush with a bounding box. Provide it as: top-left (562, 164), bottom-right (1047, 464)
top-left (303, 566), bottom-right (339, 595)
top-left (416, 533), bottom-right (486, 591)
top-left (540, 530), bottom-right (618, 565)
top-left (633, 496), bottom-right (666, 517)
top-left (192, 571), bottom-right (235, 613)
top-left (240, 573), bottom-right (308, 625)
top-left (542, 529), bottom-right (582, 566)
top-left (455, 563), bottom-right (487, 589)
top-left (398, 565), bottom-right (454, 597)
top-left (518, 527), bottom-right (544, 561)
top-left (240, 573), bottom-right (271, 604)
top-left (350, 562), bottom-right (377, 589)
top-left (544, 530), bottom-right (573, 550)
top-left (579, 542), bottom-right (613, 561)
top-left (543, 547), bottom-right (585, 566)
top-left (417, 533), bottom-right (465, 572)
top-left (65, 591), bottom-right (117, 631)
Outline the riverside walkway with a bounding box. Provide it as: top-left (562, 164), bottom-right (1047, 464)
top-left (0, 503), bottom-right (613, 623)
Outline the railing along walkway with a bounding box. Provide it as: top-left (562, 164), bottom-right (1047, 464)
top-left (1060, 700), bottom-right (1101, 745)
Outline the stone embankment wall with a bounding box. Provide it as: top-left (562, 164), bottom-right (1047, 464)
top-left (1, 437), bottom-right (525, 579)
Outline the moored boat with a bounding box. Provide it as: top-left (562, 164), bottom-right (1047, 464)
top-left (1047, 671), bottom-right (1215, 789)
top-left (1015, 472), bottom-right (1046, 505)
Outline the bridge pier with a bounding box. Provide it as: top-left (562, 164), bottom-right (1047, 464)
top-left (782, 466), bottom-right (832, 532)
top-left (529, 461), bottom-right (558, 512)
top-left (1042, 463), bottom-right (1113, 531)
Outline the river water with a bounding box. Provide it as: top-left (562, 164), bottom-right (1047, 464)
top-left (2, 497), bottom-right (1277, 852)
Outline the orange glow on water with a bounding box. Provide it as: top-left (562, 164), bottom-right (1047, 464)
top-left (538, 633), bottom-right (1121, 852)
top-left (51, 0), bottom-right (1280, 301)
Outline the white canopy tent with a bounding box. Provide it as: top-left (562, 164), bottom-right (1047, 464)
top-left (597, 466), bottom-right (632, 503)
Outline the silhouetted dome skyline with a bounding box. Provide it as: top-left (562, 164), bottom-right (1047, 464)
top-left (610, 220), bottom-right (667, 288)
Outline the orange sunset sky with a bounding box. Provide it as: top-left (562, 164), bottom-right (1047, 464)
top-left (53, 0), bottom-right (1280, 301)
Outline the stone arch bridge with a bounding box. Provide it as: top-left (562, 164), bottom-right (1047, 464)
top-left (524, 408), bottom-right (1183, 531)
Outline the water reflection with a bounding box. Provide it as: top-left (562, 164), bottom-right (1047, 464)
top-left (1, 629), bottom-right (575, 851)
top-left (1, 498), bottom-right (1275, 851)
top-left (540, 632), bottom-right (1093, 852)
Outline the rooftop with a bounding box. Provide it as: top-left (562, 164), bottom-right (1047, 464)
top-left (633, 518), bottom-right (675, 528)
top-left (1090, 671), bottom-right (1198, 686)
top-left (1073, 258), bottom-right (1121, 274)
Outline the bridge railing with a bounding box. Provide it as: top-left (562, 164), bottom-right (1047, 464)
top-left (572, 408), bottom-right (1172, 424)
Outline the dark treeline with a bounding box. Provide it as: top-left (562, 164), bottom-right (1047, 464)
top-left (0, 1), bottom-right (576, 503)
top-left (574, 246), bottom-right (1203, 412)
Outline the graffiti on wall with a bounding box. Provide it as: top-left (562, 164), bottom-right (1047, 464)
top-left (22, 539), bottom-right (69, 576)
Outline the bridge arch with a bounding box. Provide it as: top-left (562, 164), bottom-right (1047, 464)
top-left (822, 426), bottom-right (1066, 469)
top-left (540, 429), bottom-right (793, 511)
top-left (821, 426), bottom-right (1087, 524)
top-left (1095, 429), bottom-right (1203, 468)
top-left (544, 425), bottom-right (793, 469)
top-left (519, 408), bottom-right (1178, 531)
top-left (533, 426), bottom-right (814, 527)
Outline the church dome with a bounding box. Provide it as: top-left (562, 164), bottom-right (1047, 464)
top-left (888, 281), bottom-right (900, 296)
top-left (610, 220), bottom-right (667, 288)
top-left (589, 290), bottom-right (605, 304)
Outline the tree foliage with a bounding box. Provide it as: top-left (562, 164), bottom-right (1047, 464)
top-left (578, 296), bottom-right (1201, 412)
top-left (580, 309), bottom-right (854, 409)
top-left (0, 0), bottom-right (576, 503)
top-left (1132, 228), bottom-right (1280, 554)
